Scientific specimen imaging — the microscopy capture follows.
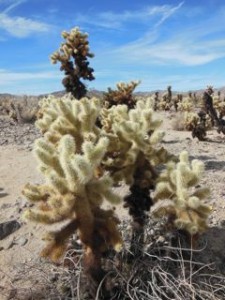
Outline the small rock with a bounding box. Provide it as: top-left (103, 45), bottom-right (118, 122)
top-left (0, 220), bottom-right (21, 240)
top-left (14, 237), bottom-right (28, 246)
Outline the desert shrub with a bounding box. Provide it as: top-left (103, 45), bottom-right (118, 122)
top-left (0, 97), bottom-right (39, 123)
top-left (172, 111), bottom-right (212, 131)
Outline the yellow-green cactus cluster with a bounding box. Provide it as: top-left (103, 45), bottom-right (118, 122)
top-left (35, 95), bottom-right (100, 140)
top-left (100, 97), bottom-right (172, 186)
top-left (217, 101), bottom-right (225, 118)
top-left (50, 27), bottom-right (94, 64)
top-left (213, 94), bottom-right (221, 110)
top-left (181, 112), bottom-right (211, 131)
top-left (157, 98), bottom-right (171, 111)
top-left (36, 94), bottom-right (64, 120)
top-left (182, 112), bottom-right (199, 130)
top-left (177, 96), bottom-right (194, 112)
top-left (22, 94), bottom-right (175, 261)
top-left (152, 151), bottom-right (211, 235)
top-left (22, 96), bottom-right (122, 261)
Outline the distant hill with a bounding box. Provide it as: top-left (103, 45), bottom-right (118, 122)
top-left (0, 86), bottom-right (224, 101)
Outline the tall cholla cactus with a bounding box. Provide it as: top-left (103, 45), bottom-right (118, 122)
top-left (22, 96), bottom-right (122, 293)
top-left (50, 27), bottom-right (95, 99)
top-left (100, 98), bottom-right (173, 256)
top-left (152, 151), bottom-right (212, 235)
top-left (177, 96), bottom-right (194, 112)
top-left (103, 80), bottom-right (140, 109)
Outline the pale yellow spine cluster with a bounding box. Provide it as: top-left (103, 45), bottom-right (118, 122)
top-left (152, 151), bottom-right (211, 235)
top-left (23, 134), bottom-right (120, 222)
top-left (213, 95), bottom-right (221, 110)
top-left (157, 98), bottom-right (171, 111)
top-left (100, 98), bottom-right (171, 185)
top-left (36, 95), bottom-right (101, 142)
top-left (183, 112), bottom-right (199, 130)
top-left (116, 80), bottom-right (141, 92)
top-left (50, 27), bottom-right (93, 64)
top-left (177, 96), bottom-right (194, 112)
top-left (217, 101), bottom-right (225, 118)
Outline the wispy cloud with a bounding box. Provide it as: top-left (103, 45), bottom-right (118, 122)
top-left (0, 69), bottom-right (62, 94)
top-left (0, 0), bottom-right (52, 38)
top-left (154, 1), bottom-right (184, 27)
top-left (102, 6), bottom-right (225, 67)
top-left (0, 13), bottom-right (51, 37)
top-left (112, 37), bottom-right (225, 66)
top-left (2, 0), bottom-right (26, 14)
top-left (0, 69), bottom-right (61, 83)
top-left (75, 2), bottom-right (184, 30)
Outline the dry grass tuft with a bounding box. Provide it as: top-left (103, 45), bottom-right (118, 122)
top-left (171, 112), bottom-right (187, 131)
top-left (2, 221), bottom-right (225, 299)
top-left (0, 96), bottom-right (39, 124)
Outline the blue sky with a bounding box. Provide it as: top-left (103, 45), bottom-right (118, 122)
top-left (0, 0), bottom-right (225, 95)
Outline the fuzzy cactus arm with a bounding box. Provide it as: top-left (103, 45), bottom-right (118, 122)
top-left (36, 96), bottom-right (102, 151)
top-left (152, 151), bottom-right (212, 235)
top-left (100, 97), bottom-right (175, 188)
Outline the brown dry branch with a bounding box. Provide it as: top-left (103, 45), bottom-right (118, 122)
top-left (103, 81), bottom-right (140, 109)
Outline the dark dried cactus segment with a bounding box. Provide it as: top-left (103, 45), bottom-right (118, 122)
top-left (124, 184), bottom-right (153, 258)
top-left (192, 112), bottom-right (207, 141)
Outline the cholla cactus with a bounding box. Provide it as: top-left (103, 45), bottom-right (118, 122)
top-left (162, 86), bottom-right (172, 104)
top-left (101, 97), bottom-right (169, 185)
top-left (152, 151), bottom-right (211, 235)
top-left (50, 27), bottom-right (95, 99)
top-left (22, 96), bottom-right (122, 293)
top-left (100, 98), bottom-right (174, 256)
top-left (217, 101), bottom-right (225, 118)
top-left (103, 80), bottom-right (140, 109)
top-left (26, 94), bottom-right (174, 263)
top-left (157, 98), bottom-right (172, 111)
top-left (183, 112), bottom-right (199, 130)
top-left (177, 96), bottom-right (194, 112)
top-left (213, 91), bottom-right (221, 110)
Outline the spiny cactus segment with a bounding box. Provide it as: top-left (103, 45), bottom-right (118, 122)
top-left (152, 151), bottom-right (211, 235)
top-left (50, 27), bottom-right (95, 99)
top-left (103, 80), bottom-right (140, 109)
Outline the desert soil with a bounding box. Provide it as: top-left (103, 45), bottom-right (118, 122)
top-left (1, 111), bottom-right (225, 299)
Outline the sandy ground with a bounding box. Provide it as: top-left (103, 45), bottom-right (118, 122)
top-left (1, 111), bottom-right (225, 299)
